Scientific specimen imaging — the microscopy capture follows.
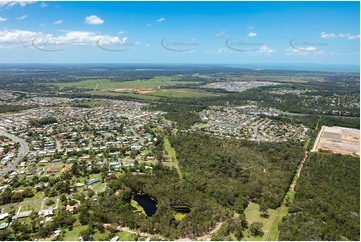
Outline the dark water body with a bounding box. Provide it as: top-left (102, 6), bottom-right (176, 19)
top-left (133, 194), bottom-right (157, 216)
top-left (172, 206), bottom-right (191, 214)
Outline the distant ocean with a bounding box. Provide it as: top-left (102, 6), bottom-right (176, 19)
top-left (0, 63), bottom-right (359, 73)
top-left (227, 63), bottom-right (360, 73)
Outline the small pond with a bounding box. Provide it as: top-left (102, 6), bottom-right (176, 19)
top-left (133, 194), bottom-right (157, 216)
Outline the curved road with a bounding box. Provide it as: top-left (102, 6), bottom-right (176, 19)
top-left (0, 130), bottom-right (29, 179)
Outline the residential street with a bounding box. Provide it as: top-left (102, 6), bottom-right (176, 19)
top-left (0, 130), bottom-right (29, 179)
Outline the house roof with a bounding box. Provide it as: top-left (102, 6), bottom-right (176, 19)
top-left (0, 222), bottom-right (9, 230)
top-left (18, 210), bottom-right (32, 218)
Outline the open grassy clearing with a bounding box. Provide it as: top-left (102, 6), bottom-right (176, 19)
top-left (89, 88), bottom-right (217, 100)
top-left (173, 212), bottom-right (187, 222)
top-left (163, 137), bottom-right (182, 178)
top-left (43, 75), bottom-right (220, 100)
top-left (266, 192), bottom-right (295, 241)
top-left (44, 76), bottom-right (199, 90)
top-left (243, 202), bottom-right (278, 241)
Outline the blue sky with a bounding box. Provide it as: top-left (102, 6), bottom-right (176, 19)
top-left (0, 1), bottom-right (359, 65)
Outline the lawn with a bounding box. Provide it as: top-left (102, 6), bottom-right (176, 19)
top-left (93, 230), bottom-right (111, 241)
top-left (90, 181), bottom-right (105, 192)
top-left (81, 174), bottom-right (103, 191)
top-left (0, 191), bottom-right (45, 214)
top-left (79, 173), bottom-right (102, 184)
top-left (20, 200), bottom-right (42, 213)
top-left (63, 225), bottom-right (88, 241)
top-left (243, 202), bottom-right (279, 241)
top-left (117, 232), bottom-right (135, 241)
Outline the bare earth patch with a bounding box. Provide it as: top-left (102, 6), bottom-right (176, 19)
top-left (112, 88), bottom-right (156, 94)
top-left (314, 126), bottom-right (360, 156)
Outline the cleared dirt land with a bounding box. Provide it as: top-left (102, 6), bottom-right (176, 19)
top-left (313, 126), bottom-right (360, 156)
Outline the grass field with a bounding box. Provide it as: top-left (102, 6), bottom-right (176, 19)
top-left (163, 136), bottom-right (182, 178)
top-left (43, 75), bottom-right (220, 100)
top-left (243, 202), bottom-right (278, 241)
top-left (266, 208), bottom-right (288, 241)
top-left (45, 76), bottom-right (198, 90)
top-left (88, 88), bottom-right (216, 100)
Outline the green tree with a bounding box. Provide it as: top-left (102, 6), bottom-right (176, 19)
top-left (249, 222), bottom-right (264, 237)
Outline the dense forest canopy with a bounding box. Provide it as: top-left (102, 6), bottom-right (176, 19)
top-left (279, 153), bottom-right (360, 241)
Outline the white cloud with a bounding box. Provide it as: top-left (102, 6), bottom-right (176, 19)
top-left (285, 46), bottom-right (315, 53)
top-left (40, 2), bottom-right (47, 8)
top-left (241, 45), bottom-right (275, 56)
top-left (217, 47), bottom-right (233, 54)
top-left (206, 47), bottom-right (233, 54)
top-left (85, 15), bottom-right (104, 25)
top-left (0, 1), bottom-right (37, 8)
top-left (284, 46), bottom-right (323, 56)
top-left (0, 16), bottom-right (7, 22)
top-left (118, 31), bottom-right (126, 35)
top-left (215, 31), bottom-right (226, 37)
top-left (0, 30), bottom-right (43, 47)
top-left (247, 32), bottom-right (257, 37)
top-left (156, 18), bottom-right (165, 22)
top-left (17, 15), bottom-right (28, 20)
top-left (321, 31), bottom-right (359, 40)
top-left (320, 32), bottom-right (336, 38)
top-left (258, 45), bottom-right (274, 54)
top-left (338, 33), bottom-right (360, 40)
top-left (53, 20), bottom-right (63, 25)
top-left (0, 29), bottom-right (127, 48)
top-left (54, 31), bottom-right (120, 45)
